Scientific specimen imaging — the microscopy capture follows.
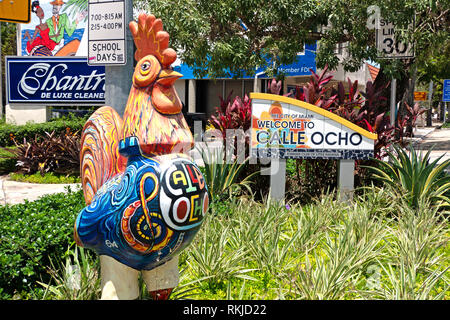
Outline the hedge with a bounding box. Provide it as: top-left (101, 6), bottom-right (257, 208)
top-left (0, 188), bottom-right (85, 299)
top-left (0, 115), bottom-right (89, 147)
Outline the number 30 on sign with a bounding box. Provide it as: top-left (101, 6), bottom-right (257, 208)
top-left (376, 19), bottom-right (414, 59)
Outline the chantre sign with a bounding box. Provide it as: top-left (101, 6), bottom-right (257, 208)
top-left (6, 56), bottom-right (105, 105)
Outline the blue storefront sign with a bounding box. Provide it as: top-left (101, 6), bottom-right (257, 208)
top-left (443, 79), bottom-right (450, 102)
top-left (6, 56), bottom-right (105, 105)
top-left (173, 43), bottom-right (317, 79)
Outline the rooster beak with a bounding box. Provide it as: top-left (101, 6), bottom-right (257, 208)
top-left (157, 69), bottom-right (183, 86)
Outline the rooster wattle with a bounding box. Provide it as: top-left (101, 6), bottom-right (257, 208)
top-left (74, 13), bottom-right (208, 300)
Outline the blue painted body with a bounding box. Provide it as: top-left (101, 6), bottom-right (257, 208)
top-left (75, 138), bottom-right (208, 270)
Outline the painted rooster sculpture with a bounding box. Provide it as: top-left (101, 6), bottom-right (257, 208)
top-left (74, 14), bottom-right (208, 300)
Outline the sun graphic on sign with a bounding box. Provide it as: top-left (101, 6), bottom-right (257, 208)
top-left (252, 102), bottom-right (311, 149)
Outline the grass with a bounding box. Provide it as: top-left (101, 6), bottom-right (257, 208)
top-left (442, 122), bottom-right (450, 129)
top-left (8, 172), bottom-right (80, 184)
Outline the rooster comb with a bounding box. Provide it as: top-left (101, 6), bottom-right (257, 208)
top-left (129, 13), bottom-right (177, 68)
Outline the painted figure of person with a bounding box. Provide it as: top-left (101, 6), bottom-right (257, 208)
top-left (46, 0), bottom-right (86, 55)
top-left (23, 1), bottom-right (59, 56)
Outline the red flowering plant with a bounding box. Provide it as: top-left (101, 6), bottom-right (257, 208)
top-left (295, 65), bottom-right (337, 110)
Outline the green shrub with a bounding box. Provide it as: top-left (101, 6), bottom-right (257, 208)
top-left (9, 172), bottom-right (80, 184)
top-left (198, 146), bottom-right (258, 202)
top-left (0, 147), bottom-right (17, 174)
top-left (366, 144), bottom-right (450, 209)
top-left (0, 188), bottom-right (84, 299)
top-left (0, 115), bottom-right (88, 148)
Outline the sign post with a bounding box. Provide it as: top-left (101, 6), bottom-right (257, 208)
top-left (250, 93), bottom-right (378, 202)
top-left (426, 81), bottom-right (433, 126)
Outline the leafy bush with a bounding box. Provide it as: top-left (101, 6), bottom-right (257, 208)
top-left (4, 130), bottom-right (81, 177)
top-left (0, 188), bottom-right (84, 299)
top-left (198, 145), bottom-right (258, 202)
top-left (0, 147), bottom-right (17, 174)
top-left (366, 144), bottom-right (450, 209)
top-left (0, 115), bottom-right (88, 148)
top-left (209, 91), bottom-right (252, 135)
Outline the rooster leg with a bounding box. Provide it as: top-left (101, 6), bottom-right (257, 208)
top-left (141, 255), bottom-right (179, 300)
top-left (100, 255), bottom-right (140, 300)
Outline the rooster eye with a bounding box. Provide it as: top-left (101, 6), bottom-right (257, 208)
top-left (141, 62), bottom-right (151, 71)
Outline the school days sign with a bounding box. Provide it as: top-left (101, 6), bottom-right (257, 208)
top-left (6, 56), bottom-right (105, 105)
top-left (250, 93), bottom-right (377, 160)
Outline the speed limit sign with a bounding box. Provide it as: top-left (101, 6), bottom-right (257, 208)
top-left (376, 19), bottom-right (414, 59)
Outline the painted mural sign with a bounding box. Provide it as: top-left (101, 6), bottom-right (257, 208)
top-left (19, 0), bottom-right (88, 56)
top-left (6, 56), bottom-right (105, 105)
top-left (250, 93), bottom-right (378, 160)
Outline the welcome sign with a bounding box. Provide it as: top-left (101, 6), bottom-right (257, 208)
top-left (250, 93), bottom-right (377, 160)
top-left (6, 56), bottom-right (105, 105)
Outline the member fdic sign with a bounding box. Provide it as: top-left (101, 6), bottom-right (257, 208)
top-left (250, 93), bottom-right (377, 160)
top-left (6, 56), bottom-right (105, 105)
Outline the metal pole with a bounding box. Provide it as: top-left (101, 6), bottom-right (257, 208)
top-left (426, 80), bottom-right (433, 126)
top-left (445, 102), bottom-right (448, 123)
top-left (390, 78), bottom-right (397, 126)
top-left (104, 0), bottom-right (134, 117)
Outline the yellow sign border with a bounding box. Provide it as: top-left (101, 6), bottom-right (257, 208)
top-left (250, 93), bottom-right (378, 140)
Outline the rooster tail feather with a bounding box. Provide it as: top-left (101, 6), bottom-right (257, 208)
top-left (80, 106), bottom-right (126, 205)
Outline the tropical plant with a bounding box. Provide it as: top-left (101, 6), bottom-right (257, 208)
top-left (185, 214), bottom-right (256, 289)
top-left (38, 245), bottom-right (101, 300)
top-left (62, 0), bottom-right (88, 22)
top-left (2, 130), bottom-right (81, 176)
top-left (209, 92), bottom-right (252, 135)
top-left (267, 78), bottom-right (292, 97)
top-left (295, 65), bottom-right (336, 110)
top-left (373, 200), bottom-right (449, 299)
top-left (197, 145), bottom-right (258, 201)
top-left (365, 144), bottom-right (450, 209)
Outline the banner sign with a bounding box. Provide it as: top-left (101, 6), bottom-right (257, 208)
top-left (19, 0), bottom-right (87, 56)
top-left (6, 56), bottom-right (105, 105)
top-left (250, 93), bottom-right (377, 160)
